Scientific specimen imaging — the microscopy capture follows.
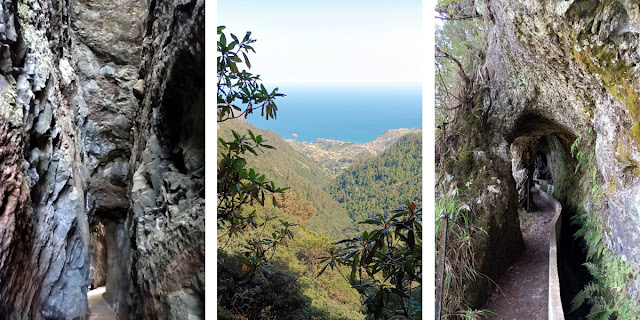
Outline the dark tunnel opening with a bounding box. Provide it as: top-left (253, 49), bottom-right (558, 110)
top-left (534, 151), bottom-right (552, 181)
top-left (510, 118), bottom-right (593, 318)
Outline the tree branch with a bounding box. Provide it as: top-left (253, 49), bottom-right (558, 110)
top-left (435, 45), bottom-right (469, 83)
top-left (435, 8), bottom-right (482, 21)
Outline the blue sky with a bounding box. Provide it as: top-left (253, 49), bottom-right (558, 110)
top-left (217, 0), bottom-right (423, 86)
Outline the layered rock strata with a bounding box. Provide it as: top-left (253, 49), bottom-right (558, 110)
top-left (0, 0), bottom-right (204, 318)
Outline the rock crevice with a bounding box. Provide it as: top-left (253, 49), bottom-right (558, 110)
top-left (0, 0), bottom-right (204, 318)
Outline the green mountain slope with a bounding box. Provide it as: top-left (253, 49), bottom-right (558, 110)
top-left (218, 119), bottom-right (354, 239)
top-left (327, 132), bottom-right (422, 222)
top-left (218, 208), bottom-right (366, 320)
top-left (287, 128), bottom-right (421, 176)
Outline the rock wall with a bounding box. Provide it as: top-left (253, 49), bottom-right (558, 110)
top-left (436, 86), bottom-right (524, 307)
top-left (0, 0), bottom-right (90, 318)
top-left (0, 0), bottom-right (204, 318)
top-left (69, 0), bottom-right (145, 307)
top-left (122, 0), bottom-right (205, 318)
top-left (438, 0), bottom-right (640, 309)
top-left (485, 0), bottom-right (640, 286)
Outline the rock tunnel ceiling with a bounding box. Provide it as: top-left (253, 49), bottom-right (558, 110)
top-left (436, 0), bottom-right (640, 316)
top-left (0, 0), bottom-right (204, 319)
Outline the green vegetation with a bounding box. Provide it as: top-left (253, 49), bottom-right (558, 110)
top-left (219, 120), bottom-right (354, 240)
top-left (216, 123), bottom-right (366, 320)
top-left (218, 26), bottom-right (422, 320)
top-left (567, 132), bottom-right (640, 319)
top-left (327, 133), bottom-right (422, 223)
top-left (435, 188), bottom-right (491, 319)
top-left (219, 120), bottom-right (424, 319)
top-left (435, 0), bottom-right (487, 126)
top-left (434, 2), bottom-right (494, 317)
top-left (320, 202), bottom-right (422, 320)
top-left (217, 25), bottom-right (308, 320)
top-left (218, 203), bottom-right (366, 320)
top-left (217, 26), bottom-right (284, 122)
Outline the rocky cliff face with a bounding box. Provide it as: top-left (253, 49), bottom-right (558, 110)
top-left (438, 0), bottom-right (640, 310)
top-left (0, 0), bottom-right (90, 317)
top-left (0, 0), bottom-right (204, 318)
top-left (484, 0), bottom-right (640, 261)
top-left (70, 0), bottom-right (145, 299)
top-left (123, 0), bottom-right (204, 318)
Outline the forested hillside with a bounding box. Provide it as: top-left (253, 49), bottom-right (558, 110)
top-left (217, 120), bottom-right (422, 319)
top-left (327, 133), bottom-right (422, 222)
top-left (217, 22), bottom-right (422, 320)
top-left (217, 199), bottom-right (366, 320)
top-left (217, 124), bottom-right (422, 319)
top-left (287, 128), bottom-right (421, 176)
top-left (218, 119), bottom-right (354, 239)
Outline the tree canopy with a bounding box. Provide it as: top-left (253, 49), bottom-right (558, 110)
top-left (435, 0), bottom-right (487, 126)
top-left (327, 133), bottom-right (422, 223)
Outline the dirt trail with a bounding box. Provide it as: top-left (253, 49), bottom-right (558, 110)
top-left (484, 187), bottom-right (556, 319)
top-left (88, 287), bottom-right (117, 320)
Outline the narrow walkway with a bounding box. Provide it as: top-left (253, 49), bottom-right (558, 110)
top-left (88, 287), bottom-right (117, 320)
top-left (484, 187), bottom-right (555, 319)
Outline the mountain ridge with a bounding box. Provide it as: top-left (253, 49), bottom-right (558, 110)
top-left (287, 127), bottom-right (422, 176)
top-left (218, 119), bottom-right (352, 239)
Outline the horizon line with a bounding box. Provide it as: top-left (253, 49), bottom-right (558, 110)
top-left (263, 80), bottom-right (423, 86)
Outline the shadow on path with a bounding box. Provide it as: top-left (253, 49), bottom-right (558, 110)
top-left (484, 187), bottom-right (555, 319)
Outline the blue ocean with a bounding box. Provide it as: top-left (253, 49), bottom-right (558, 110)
top-left (248, 84), bottom-right (422, 144)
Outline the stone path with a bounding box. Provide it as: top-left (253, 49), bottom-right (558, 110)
top-left (88, 287), bottom-right (117, 320)
top-left (484, 187), bottom-right (556, 319)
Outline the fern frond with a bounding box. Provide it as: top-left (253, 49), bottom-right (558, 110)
top-left (571, 283), bottom-right (600, 313)
top-left (586, 297), bottom-right (613, 320)
top-left (583, 262), bottom-right (603, 280)
top-left (574, 227), bottom-right (587, 239)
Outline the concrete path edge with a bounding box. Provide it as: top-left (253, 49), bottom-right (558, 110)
top-left (536, 184), bottom-right (564, 320)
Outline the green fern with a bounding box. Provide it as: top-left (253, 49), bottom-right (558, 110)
top-left (586, 232), bottom-right (602, 261)
top-left (571, 283), bottom-right (600, 313)
top-left (568, 130), bottom-right (640, 319)
top-left (586, 297), bottom-right (614, 320)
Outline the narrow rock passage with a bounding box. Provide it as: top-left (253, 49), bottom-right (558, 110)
top-left (484, 187), bottom-right (556, 319)
top-left (88, 287), bottom-right (117, 320)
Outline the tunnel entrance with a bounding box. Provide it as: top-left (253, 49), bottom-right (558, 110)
top-left (534, 151), bottom-right (552, 181)
top-left (87, 216), bottom-right (124, 318)
top-left (505, 116), bottom-right (591, 318)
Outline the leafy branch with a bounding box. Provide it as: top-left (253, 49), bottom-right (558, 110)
top-left (318, 202), bottom-right (422, 319)
top-left (217, 26), bottom-right (285, 122)
top-left (217, 25), bottom-right (296, 306)
top-left (435, 8), bottom-right (482, 21)
top-left (435, 45), bottom-right (469, 84)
